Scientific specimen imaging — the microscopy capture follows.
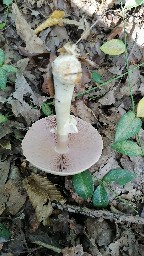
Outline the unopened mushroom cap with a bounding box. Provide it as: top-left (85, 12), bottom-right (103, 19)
top-left (52, 55), bottom-right (82, 85)
top-left (22, 116), bottom-right (103, 176)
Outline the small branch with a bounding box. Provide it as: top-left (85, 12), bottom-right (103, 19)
top-left (32, 240), bottom-right (62, 254)
top-left (52, 202), bottom-right (144, 225)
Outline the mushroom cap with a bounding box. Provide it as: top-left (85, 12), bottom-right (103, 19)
top-left (52, 55), bottom-right (82, 85)
top-left (22, 116), bottom-right (103, 176)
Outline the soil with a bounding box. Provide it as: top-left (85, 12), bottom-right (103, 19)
top-left (0, 1), bottom-right (144, 255)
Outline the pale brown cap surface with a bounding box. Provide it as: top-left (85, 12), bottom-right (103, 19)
top-left (22, 116), bottom-right (103, 176)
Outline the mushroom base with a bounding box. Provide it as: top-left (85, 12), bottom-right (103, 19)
top-left (22, 116), bottom-right (103, 176)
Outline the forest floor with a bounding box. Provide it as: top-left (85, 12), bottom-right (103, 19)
top-left (0, 0), bottom-right (144, 255)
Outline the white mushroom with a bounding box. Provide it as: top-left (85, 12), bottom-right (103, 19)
top-left (22, 51), bottom-right (103, 176)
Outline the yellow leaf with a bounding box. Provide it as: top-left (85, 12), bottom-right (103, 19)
top-left (137, 97), bottom-right (144, 117)
top-left (35, 10), bottom-right (65, 34)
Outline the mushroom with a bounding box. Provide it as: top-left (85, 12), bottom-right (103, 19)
top-left (22, 51), bottom-right (103, 176)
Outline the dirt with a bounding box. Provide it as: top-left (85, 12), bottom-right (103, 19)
top-left (0, 0), bottom-right (144, 255)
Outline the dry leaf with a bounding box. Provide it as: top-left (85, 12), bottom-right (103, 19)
top-left (8, 98), bottom-right (40, 126)
top-left (35, 10), bottom-right (65, 34)
top-left (23, 174), bottom-right (66, 225)
top-left (107, 25), bottom-right (123, 40)
top-left (75, 100), bottom-right (96, 123)
top-left (42, 70), bottom-right (54, 96)
top-left (12, 3), bottom-right (45, 54)
top-left (0, 158), bottom-right (10, 189)
top-left (4, 180), bottom-right (26, 215)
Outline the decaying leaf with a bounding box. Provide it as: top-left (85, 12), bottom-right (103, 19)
top-left (8, 98), bottom-right (40, 126)
top-left (13, 74), bottom-right (37, 104)
top-left (75, 100), bottom-right (96, 124)
top-left (12, 3), bottom-right (45, 54)
top-left (0, 158), bottom-right (10, 189)
top-left (107, 25), bottom-right (123, 40)
top-left (23, 174), bottom-right (66, 225)
top-left (4, 180), bottom-right (26, 215)
top-left (0, 160), bottom-right (26, 215)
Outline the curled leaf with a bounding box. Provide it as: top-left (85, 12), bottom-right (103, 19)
top-left (100, 39), bottom-right (125, 56)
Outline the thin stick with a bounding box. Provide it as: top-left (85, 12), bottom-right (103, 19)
top-left (75, 19), bottom-right (99, 45)
top-left (52, 202), bottom-right (144, 225)
top-left (75, 62), bottom-right (144, 98)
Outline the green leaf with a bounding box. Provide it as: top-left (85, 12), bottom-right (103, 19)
top-left (100, 39), bottom-right (125, 56)
top-left (0, 223), bottom-right (10, 243)
top-left (41, 102), bottom-right (52, 116)
top-left (72, 170), bottom-right (94, 199)
top-left (103, 168), bottom-right (135, 186)
top-left (0, 49), bottom-right (5, 66)
top-left (125, 0), bottom-right (144, 9)
top-left (3, 0), bottom-right (13, 6)
top-left (2, 64), bottom-right (17, 73)
top-left (0, 68), bottom-right (7, 90)
top-left (112, 140), bottom-right (143, 156)
top-left (0, 22), bottom-right (6, 30)
top-left (0, 113), bottom-right (8, 123)
top-left (115, 111), bottom-right (142, 142)
top-left (91, 71), bottom-right (103, 84)
top-left (92, 184), bottom-right (109, 208)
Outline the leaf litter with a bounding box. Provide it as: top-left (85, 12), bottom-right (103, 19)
top-left (0, 0), bottom-right (144, 255)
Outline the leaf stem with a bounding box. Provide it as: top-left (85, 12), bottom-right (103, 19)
top-left (75, 62), bottom-right (144, 98)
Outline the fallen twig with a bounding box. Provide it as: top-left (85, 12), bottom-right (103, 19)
top-left (52, 202), bottom-right (144, 225)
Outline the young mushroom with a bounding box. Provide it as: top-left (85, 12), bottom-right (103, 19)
top-left (22, 47), bottom-right (103, 176)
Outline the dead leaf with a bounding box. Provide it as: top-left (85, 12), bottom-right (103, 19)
top-left (0, 159), bottom-right (10, 189)
top-left (12, 3), bottom-right (45, 54)
top-left (4, 180), bottom-right (26, 215)
top-left (98, 89), bottom-right (115, 105)
top-left (42, 71), bottom-right (54, 96)
top-left (107, 25), bottom-right (123, 41)
top-left (13, 74), bottom-right (37, 104)
top-left (71, 0), bottom-right (98, 16)
top-left (74, 100), bottom-right (96, 123)
top-left (8, 98), bottom-right (40, 126)
top-left (23, 174), bottom-right (66, 225)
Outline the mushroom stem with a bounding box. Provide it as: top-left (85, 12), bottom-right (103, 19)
top-left (52, 55), bottom-right (82, 154)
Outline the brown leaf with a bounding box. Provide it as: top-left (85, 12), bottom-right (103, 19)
top-left (107, 25), bottom-right (123, 40)
top-left (12, 3), bottom-right (45, 54)
top-left (74, 100), bottom-right (96, 124)
top-left (4, 181), bottom-right (26, 215)
top-left (42, 70), bottom-right (54, 96)
top-left (23, 174), bottom-right (66, 225)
